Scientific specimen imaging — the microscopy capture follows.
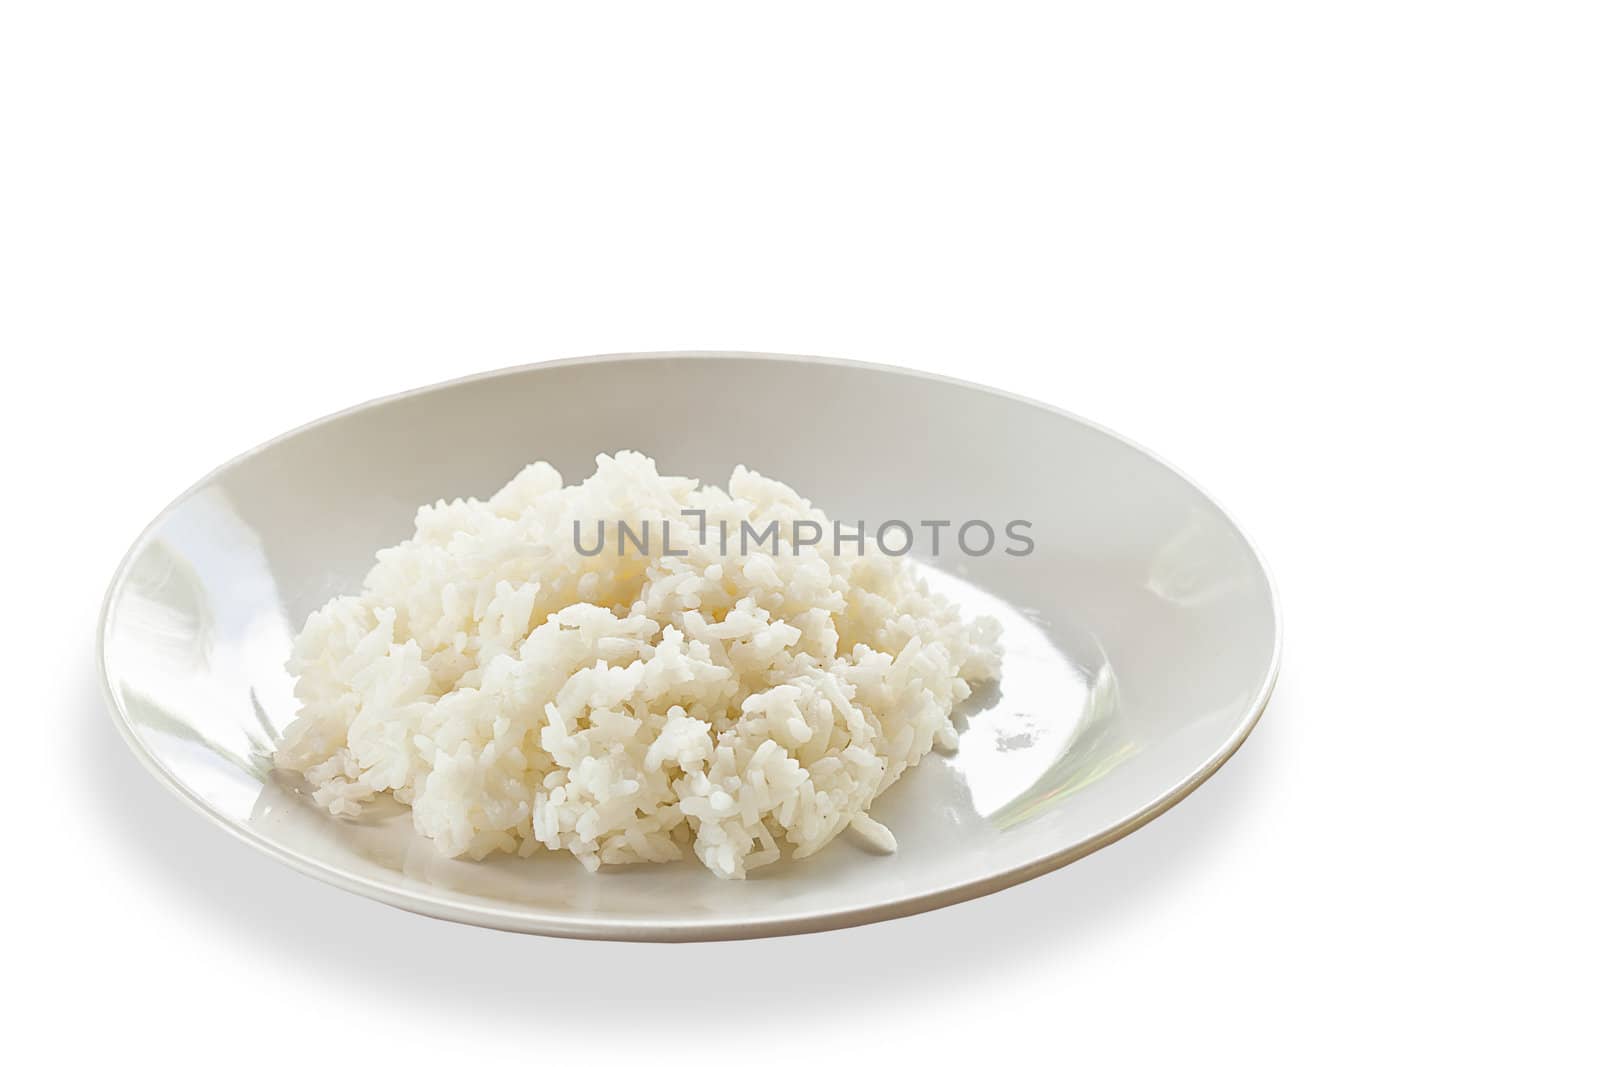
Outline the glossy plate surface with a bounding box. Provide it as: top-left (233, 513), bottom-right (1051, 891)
top-left (99, 352), bottom-right (1280, 940)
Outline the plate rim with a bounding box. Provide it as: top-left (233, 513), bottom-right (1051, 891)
top-left (97, 350), bottom-right (1283, 941)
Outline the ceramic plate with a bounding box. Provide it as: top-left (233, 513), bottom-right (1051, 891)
top-left (99, 352), bottom-right (1280, 940)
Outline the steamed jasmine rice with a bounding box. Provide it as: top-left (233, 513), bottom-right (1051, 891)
top-left (273, 452), bottom-right (1001, 879)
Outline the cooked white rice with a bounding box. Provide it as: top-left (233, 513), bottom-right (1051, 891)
top-left (274, 452), bottom-right (1001, 878)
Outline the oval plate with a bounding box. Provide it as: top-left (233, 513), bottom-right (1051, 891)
top-left (99, 352), bottom-right (1280, 940)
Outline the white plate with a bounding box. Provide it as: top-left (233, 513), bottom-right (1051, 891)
top-left (99, 352), bottom-right (1280, 940)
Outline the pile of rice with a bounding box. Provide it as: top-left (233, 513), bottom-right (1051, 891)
top-left (274, 452), bottom-right (1001, 878)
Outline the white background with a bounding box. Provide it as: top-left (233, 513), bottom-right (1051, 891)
top-left (3, 2), bottom-right (1596, 1061)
